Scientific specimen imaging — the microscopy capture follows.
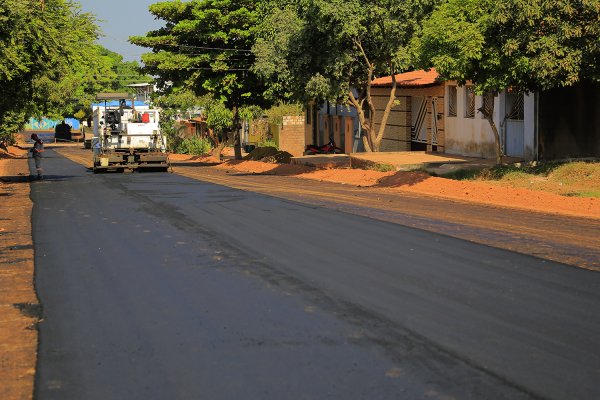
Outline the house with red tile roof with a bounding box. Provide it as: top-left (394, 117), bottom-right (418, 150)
top-left (304, 69), bottom-right (600, 160)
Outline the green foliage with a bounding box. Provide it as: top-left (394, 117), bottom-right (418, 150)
top-left (98, 47), bottom-right (152, 92)
top-left (372, 163), bottom-right (395, 172)
top-left (0, 0), bottom-right (98, 138)
top-left (253, 0), bottom-right (438, 103)
top-left (253, 0), bottom-right (437, 152)
top-left (155, 89), bottom-right (204, 148)
top-left (251, 5), bottom-right (303, 101)
top-left (176, 136), bottom-right (213, 155)
top-left (0, 1), bottom-right (148, 140)
top-left (239, 105), bottom-right (263, 121)
top-left (258, 139), bottom-right (278, 149)
top-left (264, 103), bottom-right (303, 125)
top-left (205, 102), bottom-right (234, 134)
top-left (415, 0), bottom-right (600, 93)
top-left (131, 0), bottom-right (269, 110)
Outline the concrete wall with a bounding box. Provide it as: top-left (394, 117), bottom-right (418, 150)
top-left (444, 83), bottom-right (536, 160)
top-left (279, 115), bottom-right (305, 157)
top-left (444, 84), bottom-right (497, 158)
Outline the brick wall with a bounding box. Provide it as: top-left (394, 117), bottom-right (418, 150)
top-left (280, 115), bottom-right (306, 157)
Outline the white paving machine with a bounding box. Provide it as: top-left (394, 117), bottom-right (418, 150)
top-left (92, 93), bottom-right (169, 173)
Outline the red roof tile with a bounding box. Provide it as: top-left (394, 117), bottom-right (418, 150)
top-left (371, 68), bottom-right (440, 87)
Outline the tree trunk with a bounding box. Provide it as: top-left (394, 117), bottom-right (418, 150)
top-left (233, 106), bottom-right (242, 160)
top-left (372, 72), bottom-right (398, 153)
top-left (486, 116), bottom-right (503, 165)
top-left (348, 91), bottom-right (373, 152)
top-left (362, 135), bottom-right (372, 152)
top-left (212, 142), bottom-right (226, 160)
top-left (479, 100), bottom-right (502, 165)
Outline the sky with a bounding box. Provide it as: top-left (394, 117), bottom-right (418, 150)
top-left (76, 0), bottom-right (164, 62)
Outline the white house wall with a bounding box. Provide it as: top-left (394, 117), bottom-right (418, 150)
top-left (444, 83), bottom-right (537, 160)
top-left (444, 85), bottom-right (497, 158)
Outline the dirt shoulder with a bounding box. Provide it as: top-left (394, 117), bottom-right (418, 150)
top-left (209, 159), bottom-right (600, 220)
top-left (0, 147), bottom-right (38, 400)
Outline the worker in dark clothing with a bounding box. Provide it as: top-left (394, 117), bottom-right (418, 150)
top-left (30, 134), bottom-right (44, 180)
top-left (55, 120), bottom-right (72, 141)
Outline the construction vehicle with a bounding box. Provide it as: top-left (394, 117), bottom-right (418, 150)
top-left (92, 93), bottom-right (169, 173)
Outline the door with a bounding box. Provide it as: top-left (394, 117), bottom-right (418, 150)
top-left (505, 92), bottom-right (525, 157)
top-left (411, 96), bottom-right (428, 143)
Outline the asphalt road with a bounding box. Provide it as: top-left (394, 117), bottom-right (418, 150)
top-left (32, 150), bottom-right (600, 400)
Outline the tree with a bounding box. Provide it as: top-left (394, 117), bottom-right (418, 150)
top-left (253, 0), bottom-right (437, 151)
top-left (415, 0), bottom-right (600, 163)
top-left (0, 0), bottom-right (102, 140)
top-left (98, 47), bottom-right (152, 92)
top-left (130, 0), bottom-right (270, 159)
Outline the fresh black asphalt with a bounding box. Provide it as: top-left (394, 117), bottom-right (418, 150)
top-left (32, 150), bottom-right (600, 399)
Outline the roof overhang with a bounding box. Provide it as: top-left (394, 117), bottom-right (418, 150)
top-left (95, 93), bottom-right (134, 101)
top-left (371, 69), bottom-right (442, 88)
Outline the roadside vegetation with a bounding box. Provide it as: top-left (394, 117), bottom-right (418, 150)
top-left (439, 161), bottom-right (600, 198)
top-left (0, 0), bottom-right (149, 142)
top-left (1, 0), bottom-right (597, 163)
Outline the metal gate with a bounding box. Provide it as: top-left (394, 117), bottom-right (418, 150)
top-left (504, 92), bottom-right (525, 157)
top-left (411, 97), bottom-right (428, 143)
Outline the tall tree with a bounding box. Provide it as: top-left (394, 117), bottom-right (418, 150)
top-left (253, 0), bottom-right (437, 151)
top-left (0, 0), bottom-right (102, 140)
top-left (415, 0), bottom-right (600, 163)
top-left (130, 0), bottom-right (269, 159)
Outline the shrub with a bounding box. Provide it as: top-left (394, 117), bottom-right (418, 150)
top-left (258, 139), bottom-right (278, 149)
top-left (176, 136), bottom-right (212, 155)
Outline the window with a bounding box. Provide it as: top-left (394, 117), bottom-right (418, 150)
top-left (481, 92), bottom-right (494, 117)
top-left (447, 86), bottom-right (457, 117)
top-left (306, 105), bottom-right (312, 124)
top-left (506, 92), bottom-right (524, 121)
top-left (465, 86), bottom-right (475, 118)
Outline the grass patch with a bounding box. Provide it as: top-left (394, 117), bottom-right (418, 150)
top-left (440, 160), bottom-right (600, 198)
top-left (549, 162), bottom-right (600, 183)
top-left (350, 157), bottom-right (396, 172)
top-left (370, 163), bottom-right (395, 172)
top-left (444, 161), bottom-right (572, 181)
top-left (564, 190), bottom-right (600, 198)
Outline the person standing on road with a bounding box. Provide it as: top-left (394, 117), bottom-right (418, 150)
top-left (30, 134), bottom-right (45, 180)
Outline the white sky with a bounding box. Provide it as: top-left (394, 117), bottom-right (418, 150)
top-left (76, 0), bottom-right (164, 61)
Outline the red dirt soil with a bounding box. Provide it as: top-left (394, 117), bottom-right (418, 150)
top-left (209, 160), bottom-right (600, 219)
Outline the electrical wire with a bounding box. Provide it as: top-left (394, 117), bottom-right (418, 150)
top-left (157, 43), bottom-right (253, 53)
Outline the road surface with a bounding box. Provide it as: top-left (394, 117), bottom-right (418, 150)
top-left (32, 149), bottom-right (600, 399)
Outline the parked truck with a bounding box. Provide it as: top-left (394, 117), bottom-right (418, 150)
top-left (92, 93), bottom-right (169, 173)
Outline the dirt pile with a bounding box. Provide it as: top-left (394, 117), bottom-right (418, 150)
top-left (216, 160), bottom-right (311, 175)
top-left (0, 146), bottom-right (28, 159)
top-left (168, 153), bottom-right (220, 164)
top-left (244, 146), bottom-right (293, 164)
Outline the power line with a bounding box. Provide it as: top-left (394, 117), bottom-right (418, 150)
top-left (158, 43), bottom-right (253, 53)
top-left (186, 67), bottom-right (250, 71)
